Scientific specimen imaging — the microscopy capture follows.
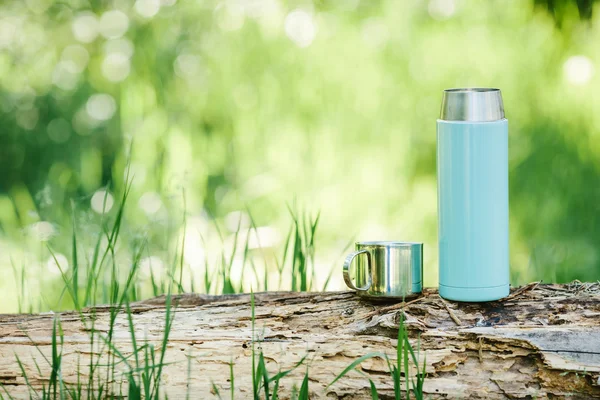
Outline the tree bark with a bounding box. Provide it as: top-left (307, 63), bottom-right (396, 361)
top-left (1, 283), bottom-right (599, 399)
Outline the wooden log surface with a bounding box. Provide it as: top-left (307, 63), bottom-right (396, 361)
top-left (0, 283), bottom-right (600, 399)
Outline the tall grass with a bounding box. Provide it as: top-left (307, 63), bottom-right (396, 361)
top-left (2, 186), bottom-right (427, 399)
top-left (328, 312), bottom-right (427, 400)
top-left (11, 194), bottom-right (329, 315)
top-left (249, 291), bottom-right (308, 400)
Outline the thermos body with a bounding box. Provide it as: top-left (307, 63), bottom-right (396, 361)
top-left (437, 89), bottom-right (510, 302)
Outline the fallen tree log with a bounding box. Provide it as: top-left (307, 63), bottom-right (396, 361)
top-left (0, 283), bottom-right (599, 399)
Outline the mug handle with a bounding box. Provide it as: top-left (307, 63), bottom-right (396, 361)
top-left (343, 250), bottom-right (372, 291)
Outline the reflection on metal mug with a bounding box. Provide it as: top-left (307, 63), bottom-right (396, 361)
top-left (343, 241), bottom-right (423, 299)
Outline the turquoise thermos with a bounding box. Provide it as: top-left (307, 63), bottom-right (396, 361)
top-left (437, 88), bottom-right (509, 302)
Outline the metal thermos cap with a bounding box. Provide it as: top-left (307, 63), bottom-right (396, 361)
top-left (439, 88), bottom-right (505, 122)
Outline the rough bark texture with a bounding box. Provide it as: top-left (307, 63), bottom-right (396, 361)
top-left (1, 283), bottom-right (600, 399)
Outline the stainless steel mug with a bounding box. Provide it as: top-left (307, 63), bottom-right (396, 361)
top-left (343, 241), bottom-right (423, 299)
top-left (437, 88), bottom-right (510, 302)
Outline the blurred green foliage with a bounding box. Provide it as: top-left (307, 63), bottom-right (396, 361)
top-left (1, 0), bottom-right (600, 312)
top-left (536, 0), bottom-right (594, 22)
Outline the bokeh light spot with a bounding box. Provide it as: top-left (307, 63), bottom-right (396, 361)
top-left (15, 87), bottom-right (37, 111)
top-left (0, 18), bottom-right (17, 49)
top-left (564, 55), bottom-right (595, 85)
top-left (104, 38), bottom-right (135, 58)
top-left (135, 0), bottom-right (161, 19)
top-left (139, 256), bottom-right (164, 279)
top-left (360, 18), bottom-right (390, 50)
top-left (86, 94), bottom-right (117, 121)
top-left (126, 163), bottom-right (147, 187)
top-left (47, 118), bottom-right (72, 143)
top-left (27, 221), bottom-right (57, 241)
top-left (52, 62), bottom-right (80, 90)
top-left (174, 53), bottom-right (203, 80)
top-left (428, 0), bottom-right (456, 20)
top-left (99, 10), bottom-right (130, 39)
top-left (233, 84), bottom-right (257, 110)
top-left (284, 9), bottom-right (317, 48)
top-left (61, 45), bottom-right (90, 73)
top-left (215, 3), bottom-right (245, 31)
top-left (225, 211), bottom-right (251, 232)
top-left (102, 53), bottom-right (131, 82)
top-left (336, 0), bottom-right (360, 11)
top-left (73, 108), bottom-right (100, 135)
top-left (26, 0), bottom-right (53, 14)
top-left (16, 108), bottom-right (39, 130)
top-left (72, 12), bottom-right (99, 43)
top-left (248, 226), bottom-right (280, 249)
top-left (91, 190), bottom-right (114, 214)
top-left (138, 192), bottom-right (163, 215)
top-left (47, 253), bottom-right (69, 275)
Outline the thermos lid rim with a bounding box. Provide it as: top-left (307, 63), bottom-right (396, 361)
top-left (440, 87), bottom-right (505, 122)
top-left (444, 87), bottom-right (500, 93)
top-left (356, 241), bottom-right (422, 247)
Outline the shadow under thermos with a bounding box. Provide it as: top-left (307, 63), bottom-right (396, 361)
top-left (437, 88), bottom-right (509, 302)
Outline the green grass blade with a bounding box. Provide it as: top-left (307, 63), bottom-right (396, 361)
top-left (223, 214), bottom-right (242, 294)
top-left (128, 373), bottom-right (142, 400)
top-left (0, 384), bottom-right (16, 400)
top-left (150, 263), bottom-right (160, 297)
top-left (249, 258), bottom-right (260, 292)
top-left (91, 328), bottom-right (134, 371)
top-left (211, 213), bottom-right (225, 243)
top-left (291, 222), bottom-right (301, 291)
top-left (84, 214), bottom-right (104, 307)
top-left (272, 378), bottom-right (280, 400)
top-left (326, 352), bottom-right (385, 389)
top-left (211, 381), bottom-right (222, 400)
top-left (383, 354), bottom-right (400, 400)
top-left (245, 207), bottom-right (271, 292)
top-left (308, 210), bottom-right (320, 249)
top-left (298, 369), bottom-right (309, 400)
top-left (32, 357), bottom-right (42, 377)
top-left (229, 360), bottom-right (234, 400)
top-left (369, 379), bottom-right (379, 400)
top-left (258, 352), bottom-right (270, 400)
top-left (267, 354), bottom-right (308, 383)
top-left (9, 258), bottom-right (23, 314)
top-left (70, 203), bottom-right (79, 309)
top-left (277, 225), bottom-right (293, 274)
top-left (47, 246), bottom-right (77, 310)
top-left (143, 346), bottom-right (151, 396)
top-left (237, 225), bottom-right (252, 293)
top-left (186, 350), bottom-right (192, 400)
top-left (403, 339), bottom-right (409, 400)
top-left (322, 236), bottom-right (354, 291)
top-left (151, 291), bottom-right (175, 398)
top-left (14, 354), bottom-right (35, 395)
top-left (116, 241), bottom-right (145, 308)
top-left (290, 385), bottom-right (298, 400)
top-left (307, 210), bottom-right (320, 291)
top-left (128, 361), bottom-right (178, 374)
top-left (125, 300), bottom-right (139, 370)
top-left (50, 317), bottom-right (60, 399)
top-left (251, 291), bottom-right (259, 400)
top-left (199, 232), bottom-right (212, 294)
top-left (418, 353), bottom-right (427, 398)
top-left (397, 312), bottom-right (404, 400)
top-left (178, 191), bottom-right (187, 294)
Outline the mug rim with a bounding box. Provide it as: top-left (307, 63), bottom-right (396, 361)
top-left (356, 241), bottom-right (423, 247)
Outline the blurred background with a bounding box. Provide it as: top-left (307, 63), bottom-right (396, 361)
top-left (1, 0), bottom-right (599, 312)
